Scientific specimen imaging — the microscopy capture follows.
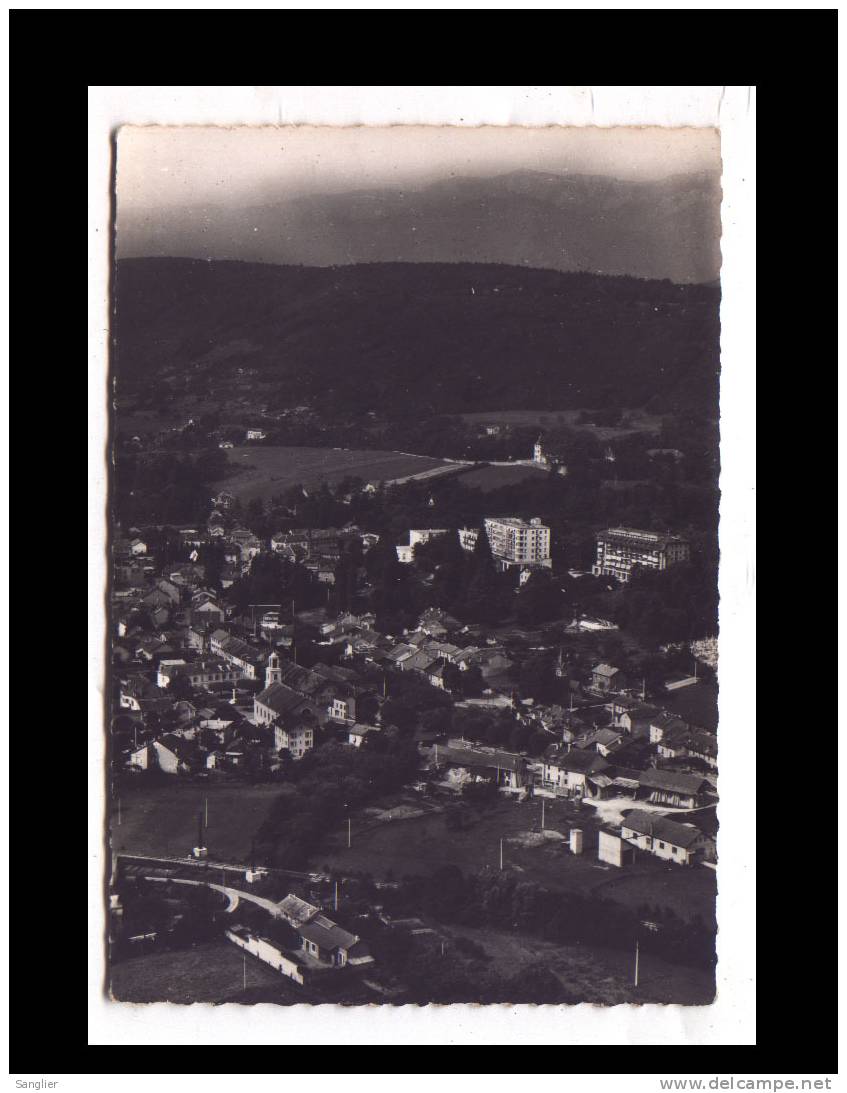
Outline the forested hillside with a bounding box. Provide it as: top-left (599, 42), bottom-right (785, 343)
top-left (113, 259), bottom-right (720, 420)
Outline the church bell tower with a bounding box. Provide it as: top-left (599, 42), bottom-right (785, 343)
top-left (265, 651), bottom-right (282, 688)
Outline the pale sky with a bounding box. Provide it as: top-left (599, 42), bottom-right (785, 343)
top-left (117, 125), bottom-right (721, 211)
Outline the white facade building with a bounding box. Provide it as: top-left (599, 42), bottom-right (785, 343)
top-left (483, 517), bottom-right (552, 570)
top-left (592, 527), bottom-right (690, 582)
top-left (459, 518), bottom-right (551, 569)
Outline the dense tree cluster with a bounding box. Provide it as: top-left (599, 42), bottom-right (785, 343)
top-left (113, 449), bottom-right (230, 526)
top-left (613, 561), bottom-right (719, 645)
top-left (254, 739), bottom-right (420, 869)
top-left (376, 867), bottom-right (716, 977)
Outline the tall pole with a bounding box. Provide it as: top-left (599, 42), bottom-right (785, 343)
top-left (204, 797), bottom-right (208, 828)
top-left (117, 798), bottom-right (121, 826)
top-left (243, 953), bottom-right (247, 990)
top-left (541, 798), bottom-right (545, 831)
top-left (347, 818), bottom-right (351, 849)
top-left (634, 940), bottom-right (640, 987)
top-left (499, 838), bottom-right (504, 871)
top-left (334, 880), bottom-right (339, 911)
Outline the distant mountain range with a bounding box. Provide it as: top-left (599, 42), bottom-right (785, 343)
top-left (113, 258), bottom-right (720, 418)
top-left (118, 169), bottom-right (722, 285)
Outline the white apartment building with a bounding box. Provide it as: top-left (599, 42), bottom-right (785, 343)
top-left (460, 517), bottom-right (552, 570)
top-left (591, 527), bottom-right (690, 582)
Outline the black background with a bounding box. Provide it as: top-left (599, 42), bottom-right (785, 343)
top-left (9, 6), bottom-right (835, 1072)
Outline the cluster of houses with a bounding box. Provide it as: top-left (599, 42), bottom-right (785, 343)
top-left (113, 506), bottom-right (717, 872)
top-left (115, 595), bottom-right (518, 776)
top-left (431, 737), bottom-right (717, 869)
top-left (120, 631), bottom-right (384, 775)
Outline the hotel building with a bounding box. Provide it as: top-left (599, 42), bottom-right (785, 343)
top-left (592, 527), bottom-right (690, 582)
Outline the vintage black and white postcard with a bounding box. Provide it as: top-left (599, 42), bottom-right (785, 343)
top-left (107, 121), bottom-right (723, 1009)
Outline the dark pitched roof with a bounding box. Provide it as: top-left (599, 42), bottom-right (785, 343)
top-left (255, 682), bottom-right (317, 718)
top-left (297, 914), bottom-right (360, 952)
top-left (637, 768), bottom-right (710, 795)
top-left (547, 747), bottom-right (609, 775)
top-left (621, 809), bottom-right (708, 849)
top-left (386, 643), bottom-right (417, 662)
top-left (156, 734), bottom-right (199, 763)
top-left (438, 746), bottom-right (527, 773)
top-left (581, 728), bottom-right (623, 749)
top-left (623, 703), bottom-right (661, 722)
top-left (651, 712), bottom-right (687, 731)
top-left (404, 650), bottom-right (438, 673)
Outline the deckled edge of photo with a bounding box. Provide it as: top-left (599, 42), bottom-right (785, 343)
top-left (88, 85), bottom-right (755, 1047)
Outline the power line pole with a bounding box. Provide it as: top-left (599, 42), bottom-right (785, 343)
top-left (334, 880), bottom-right (339, 911)
top-left (347, 818), bottom-right (352, 849)
top-left (541, 798), bottom-right (545, 831)
top-left (634, 940), bottom-right (640, 987)
top-left (499, 838), bottom-right (504, 871)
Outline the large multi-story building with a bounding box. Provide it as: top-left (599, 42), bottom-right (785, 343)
top-left (591, 527), bottom-right (690, 582)
top-left (460, 517), bottom-right (552, 571)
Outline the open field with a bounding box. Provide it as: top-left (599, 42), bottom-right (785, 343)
top-left (459, 408), bottom-right (665, 442)
top-left (109, 940), bottom-right (295, 1004)
top-left (110, 780), bottom-right (289, 863)
top-left (213, 446), bottom-right (449, 502)
top-left (445, 924), bottom-right (714, 1005)
top-left (455, 462), bottom-right (551, 492)
top-left (311, 794), bottom-right (716, 924)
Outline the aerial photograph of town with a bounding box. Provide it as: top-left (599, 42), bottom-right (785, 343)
top-left (107, 123), bottom-right (722, 1007)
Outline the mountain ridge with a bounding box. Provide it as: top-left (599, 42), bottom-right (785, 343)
top-left (117, 169), bottom-right (722, 284)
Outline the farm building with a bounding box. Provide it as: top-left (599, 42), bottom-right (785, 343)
top-left (619, 810), bottom-right (716, 866)
top-left (636, 768), bottom-right (712, 809)
top-left (435, 745), bottom-right (529, 790)
top-left (541, 745), bottom-right (610, 798)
